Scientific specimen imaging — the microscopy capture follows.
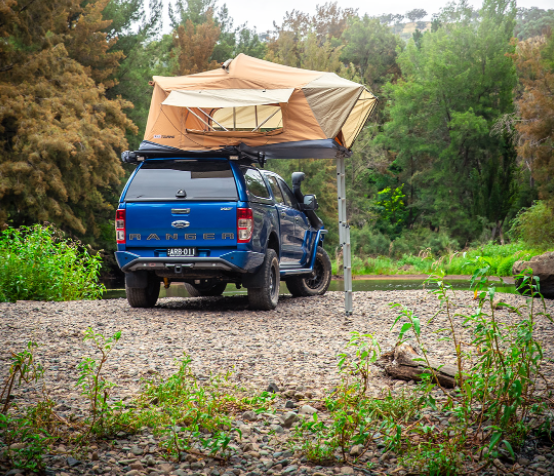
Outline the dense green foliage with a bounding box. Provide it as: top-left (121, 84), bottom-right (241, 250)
top-left (0, 226), bottom-right (105, 302)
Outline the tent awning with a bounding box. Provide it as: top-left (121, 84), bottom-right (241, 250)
top-left (162, 89), bottom-right (295, 109)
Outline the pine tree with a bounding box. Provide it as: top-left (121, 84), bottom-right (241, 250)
top-left (0, 1), bottom-right (136, 242)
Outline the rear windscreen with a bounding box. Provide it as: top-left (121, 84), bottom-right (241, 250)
top-left (124, 161), bottom-right (238, 201)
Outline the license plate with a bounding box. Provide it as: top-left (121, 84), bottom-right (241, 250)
top-left (167, 247), bottom-right (196, 257)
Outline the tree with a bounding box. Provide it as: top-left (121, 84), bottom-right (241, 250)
top-left (377, 0), bottom-right (519, 244)
top-left (211, 5), bottom-right (266, 63)
top-left (406, 9), bottom-right (427, 22)
top-left (266, 2), bottom-right (355, 69)
top-left (513, 32), bottom-right (554, 199)
top-left (169, 0), bottom-right (216, 28)
top-left (172, 14), bottom-right (221, 75)
top-left (341, 15), bottom-right (401, 91)
top-left (102, 0), bottom-right (163, 149)
top-left (0, 0), bottom-right (136, 242)
top-left (515, 7), bottom-right (554, 40)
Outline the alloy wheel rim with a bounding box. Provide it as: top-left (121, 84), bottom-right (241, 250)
top-left (306, 256), bottom-right (324, 290)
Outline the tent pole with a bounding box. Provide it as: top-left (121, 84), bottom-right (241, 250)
top-left (336, 157), bottom-right (353, 316)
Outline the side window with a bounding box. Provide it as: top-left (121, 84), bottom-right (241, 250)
top-left (266, 175), bottom-right (284, 204)
top-left (241, 167), bottom-right (270, 199)
top-left (278, 178), bottom-right (298, 209)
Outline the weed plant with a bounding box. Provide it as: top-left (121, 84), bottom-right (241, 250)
top-left (0, 341), bottom-right (53, 472)
top-left (294, 264), bottom-right (553, 474)
top-left (0, 225), bottom-right (105, 302)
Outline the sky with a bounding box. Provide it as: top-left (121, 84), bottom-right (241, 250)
top-left (162, 0), bottom-right (554, 34)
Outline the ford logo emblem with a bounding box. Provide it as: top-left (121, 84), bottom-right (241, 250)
top-left (171, 220), bottom-right (190, 229)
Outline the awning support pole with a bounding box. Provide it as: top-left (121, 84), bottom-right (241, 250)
top-left (336, 157), bottom-right (353, 316)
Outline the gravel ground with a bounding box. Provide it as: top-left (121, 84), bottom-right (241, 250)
top-left (1, 290), bottom-right (553, 476)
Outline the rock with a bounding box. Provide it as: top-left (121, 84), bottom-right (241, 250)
top-left (282, 450), bottom-right (294, 458)
top-left (130, 446), bottom-right (144, 456)
top-left (129, 462), bottom-right (144, 471)
top-left (211, 469), bottom-right (221, 476)
top-left (146, 455), bottom-right (156, 467)
top-left (340, 467), bottom-right (354, 475)
top-left (125, 471), bottom-right (141, 476)
top-left (175, 471), bottom-right (187, 476)
top-left (283, 411), bottom-right (300, 428)
top-left (9, 443), bottom-right (26, 450)
top-left (519, 457), bottom-right (530, 466)
top-left (159, 463), bottom-right (174, 474)
top-left (313, 473), bottom-right (327, 476)
top-left (282, 465), bottom-right (298, 474)
top-left (66, 457), bottom-right (81, 467)
top-left (267, 382), bottom-right (280, 393)
top-left (350, 445), bottom-right (363, 457)
top-left (270, 424), bottom-right (284, 434)
top-left (243, 442), bottom-right (259, 452)
top-left (298, 405), bottom-right (317, 416)
top-left (242, 410), bottom-right (257, 421)
top-left (513, 252), bottom-right (554, 298)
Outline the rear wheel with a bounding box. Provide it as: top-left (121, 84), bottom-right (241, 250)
top-left (184, 282), bottom-right (227, 297)
top-left (248, 249), bottom-right (280, 310)
top-left (126, 273), bottom-right (160, 308)
top-left (286, 247), bottom-right (331, 297)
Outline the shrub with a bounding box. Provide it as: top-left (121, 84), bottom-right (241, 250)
top-left (0, 225), bottom-right (105, 302)
top-left (510, 200), bottom-right (554, 247)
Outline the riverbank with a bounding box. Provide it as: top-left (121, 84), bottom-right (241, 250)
top-left (1, 291), bottom-right (552, 475)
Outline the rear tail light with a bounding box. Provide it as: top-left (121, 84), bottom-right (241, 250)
top-left (237, 208), bottom-right (254, 243)
top-left (115, 209), bottom-right (126, 244)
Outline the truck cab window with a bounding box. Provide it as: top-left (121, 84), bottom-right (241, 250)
top-left (241, 167), bottom-right (271, 199)
top-left (278, 178), bottom-right (298, 209)
top-left (266, 175), bottom-right (284, 204)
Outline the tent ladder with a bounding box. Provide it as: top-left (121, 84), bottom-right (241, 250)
top-left (336, 157), bottom-right (353, 316)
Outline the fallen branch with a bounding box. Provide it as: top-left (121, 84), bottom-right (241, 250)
top-left (377, 342), bottom-right (460, 388)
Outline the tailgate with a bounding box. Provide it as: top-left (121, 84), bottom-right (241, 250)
top-left (125, 202), bottom-right (237, 248)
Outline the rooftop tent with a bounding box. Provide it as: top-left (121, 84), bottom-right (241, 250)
top-left (142, 54), bottom-right (377, 158)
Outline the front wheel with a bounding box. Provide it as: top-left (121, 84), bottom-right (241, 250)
top-left (184, 282), bottom-right (227, 297)
top-left (286, 247), bottom-right (331, 297)
top-left (126, 273), bottom-right (160, 308)
top-left (247, 249), bottom-right (280, 310)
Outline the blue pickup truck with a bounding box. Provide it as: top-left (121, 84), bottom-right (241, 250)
top-left (114, 155), bottom-right (332, 310)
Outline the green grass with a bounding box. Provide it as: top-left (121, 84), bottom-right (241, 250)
top-left (333, 242), bottom-right (551, 277)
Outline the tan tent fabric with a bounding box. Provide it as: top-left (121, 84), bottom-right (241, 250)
top-left (161, 89), bottom-right (295, 108)
top-left (144, 54), bottom-right (377, 154)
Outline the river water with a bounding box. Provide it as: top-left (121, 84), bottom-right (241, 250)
top-left (103, 278), bottom-right (516, 299)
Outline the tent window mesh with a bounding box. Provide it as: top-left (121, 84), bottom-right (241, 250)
top-left (210, 105), bottom-right (283, 132)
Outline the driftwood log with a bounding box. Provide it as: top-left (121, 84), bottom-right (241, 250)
top-left (377, 342), bottom-right (460, 388)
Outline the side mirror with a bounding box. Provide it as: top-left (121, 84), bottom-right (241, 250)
top-left (303, 194), bottom-right (318, 210)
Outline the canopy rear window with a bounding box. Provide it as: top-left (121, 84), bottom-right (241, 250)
top-left (125, 161), bottom-right (238, 201)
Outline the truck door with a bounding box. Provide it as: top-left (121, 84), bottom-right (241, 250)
top-left (265, 175), bottom-right (297, 265)
top-left (277, 177), bottom-right (307, 266)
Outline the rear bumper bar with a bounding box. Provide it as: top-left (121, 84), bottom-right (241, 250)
top-left (115, 250), bottom-right (264, 274)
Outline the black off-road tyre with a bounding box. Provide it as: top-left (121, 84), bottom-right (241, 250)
top-left (126, 273), bottom-right (160, 308)
top-left (247, 249), bottom-right (280, 310)
top-left (184, 282), bottom-right (227, 297)
top-left (286, 247), bottom-right (332, 297)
